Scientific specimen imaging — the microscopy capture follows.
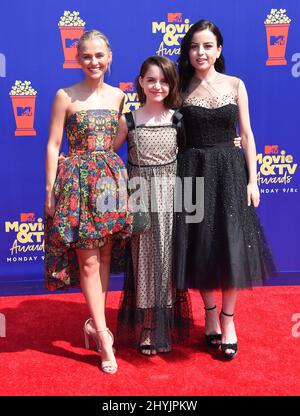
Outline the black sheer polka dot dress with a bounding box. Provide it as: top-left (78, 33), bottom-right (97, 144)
top-left (118, 110), bottom-right (192, 354)
top-left (175, 75), bottom-right (276, 291)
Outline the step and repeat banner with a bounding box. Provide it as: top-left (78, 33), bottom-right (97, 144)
top-left (0, 0), bottom-right (299, 293)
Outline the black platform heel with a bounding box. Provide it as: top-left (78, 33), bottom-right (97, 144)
top-left (139, 328), bottom-right (157, 356)
top-left (204, 305), bottom-right (222, 348)
top-left (220, 310), bottom-right (238, 360)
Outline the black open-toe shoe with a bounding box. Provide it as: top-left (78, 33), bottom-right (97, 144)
top-left (139, 328), bottom-right (157, 356)
top-left (220, 310), bottom-right (238, 360)
top-left (204, 305), bottom-right (222, 349)
top-left (157, 343), bottom-right (172, 354)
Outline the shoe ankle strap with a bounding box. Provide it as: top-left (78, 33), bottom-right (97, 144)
top-left (221, 310), bottom-right (234, 317)
top-left (204, 305), bottom-right (216, 311)
top-left (96, 327), bottom-right (108, 333)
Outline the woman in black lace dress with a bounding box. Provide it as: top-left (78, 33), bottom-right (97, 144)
top-left (175, 20), bottom-right (275, 359)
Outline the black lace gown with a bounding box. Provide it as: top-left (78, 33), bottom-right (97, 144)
top-left (175, 96), bottom-right (275, 290)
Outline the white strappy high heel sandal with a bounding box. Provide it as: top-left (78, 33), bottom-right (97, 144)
top-left (83, 318), bottom-right (101, 352)
top-left (96, 328), bottom-right (118, 375)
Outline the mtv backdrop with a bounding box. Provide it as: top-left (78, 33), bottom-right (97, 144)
top-left (0, 0), bottom-right (299, 294)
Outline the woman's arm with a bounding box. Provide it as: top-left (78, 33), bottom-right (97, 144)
top-left (237, 79), bottom-right (260, 207)
top-left (118, 92), bottom-right (125, 115)
top-left (113, 114), bottom-right (128, 151)
top-left (44, 88), bottom-right (69, 216)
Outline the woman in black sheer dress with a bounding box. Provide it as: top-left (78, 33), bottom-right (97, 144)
top-left (175, 20), bottom-right (275, 359)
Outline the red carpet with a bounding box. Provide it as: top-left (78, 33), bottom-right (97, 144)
top-left (0, 286), bottom-right (300, 396)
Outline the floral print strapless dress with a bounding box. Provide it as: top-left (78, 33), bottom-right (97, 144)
top-left (45, 109), bottom-right (132, 290)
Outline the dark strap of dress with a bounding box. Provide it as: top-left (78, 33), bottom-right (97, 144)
top-left (172, 109), bottom-right (186, 149)
top-left (125, 109), bottom-right (186, 149)
top-left (125, 112), bottom-right (135, 131)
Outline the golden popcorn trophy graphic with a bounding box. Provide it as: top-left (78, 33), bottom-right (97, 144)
top-left (9, 81), bottom-right (37, 136)
top-left (58, 11), bottom-right (86, 68)
top-left (265, 8), bottom-right (291, 66)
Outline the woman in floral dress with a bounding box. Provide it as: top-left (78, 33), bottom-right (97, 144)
top-left (44, 30), bottom-right (132, 374)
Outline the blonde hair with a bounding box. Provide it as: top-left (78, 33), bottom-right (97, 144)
top-left (77, 29), bottom-right (111, 52)
top-left (77, 30), bottom-right (112, 73)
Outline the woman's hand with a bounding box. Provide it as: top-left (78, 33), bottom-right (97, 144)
top-left (113, 115), bottom-right (128, 151)
top-left (44, 191), bottom-right (56, 217)
top-left (247, 183), bottom-right (260, 207)
top-left (58, 152), bottom-right (66, 163)
top-left (234, 136), bottom-right (242, 148)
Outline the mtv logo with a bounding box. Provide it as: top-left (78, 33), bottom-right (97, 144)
top-left (265, 145), bottom-right (279, 155)
top-left (168, 13), bottom-right (182, 22)
top-left (119, 82), bottom-right (134, 92)
top-left (65, 38), bottom-right (79, 48)
top-left (270, 35), bottom-right (285, 46)
top-left (20, 213), bottom-right (36, 222)
top-left (17, 106), bottom-right (32, 116)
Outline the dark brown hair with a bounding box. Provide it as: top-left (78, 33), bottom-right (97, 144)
top-left (178, 20), bottom-right (225, 92)
top-left (136, 56), bottom-right (182, 109)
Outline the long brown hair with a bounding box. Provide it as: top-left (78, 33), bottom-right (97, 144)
top-left (136, 56), bottom-right (182, 108)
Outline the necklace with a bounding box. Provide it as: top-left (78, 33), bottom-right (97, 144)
top-left (193, 71), bottom-right (220, 83)
top-left (191, 72), bottom-right (222, 101)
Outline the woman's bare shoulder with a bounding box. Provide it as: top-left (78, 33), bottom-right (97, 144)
top-left (59, 82), bottom-right (82, 97)
top-left (104, 84), bottom-right (125, 98)
top-left (220, 74), bottom-right (243, 88)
